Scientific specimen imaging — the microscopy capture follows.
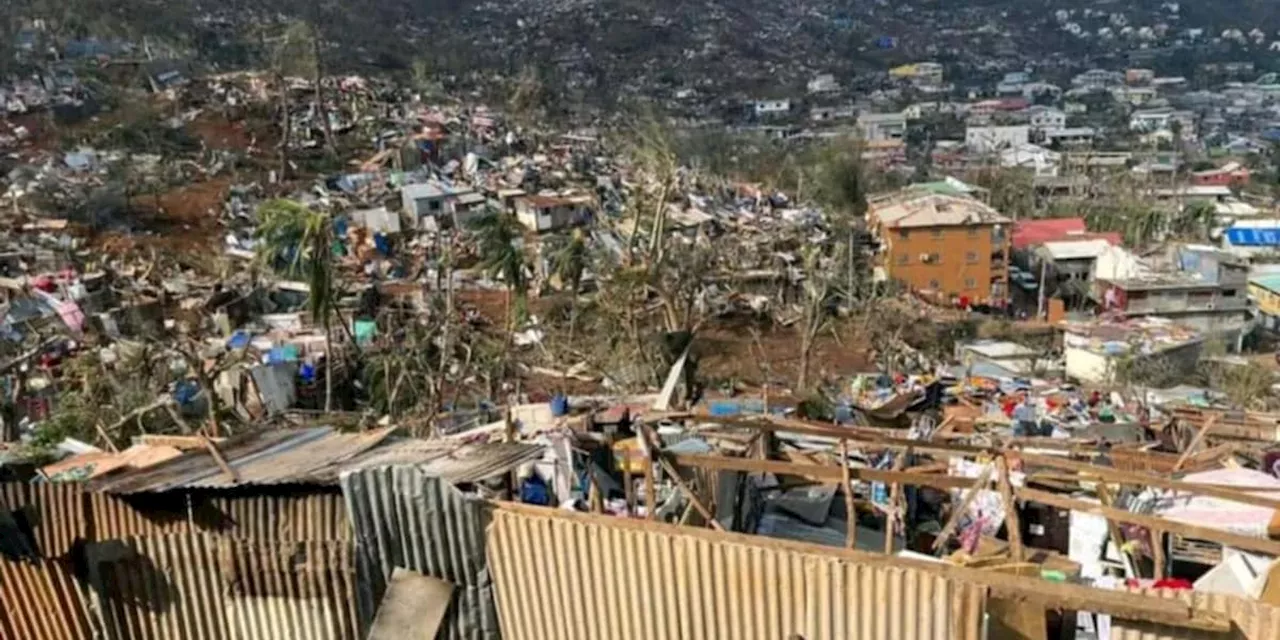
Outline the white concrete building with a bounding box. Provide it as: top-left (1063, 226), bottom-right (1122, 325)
top-left (807, 74), bottom-right (839, 94)
top-left (965, 125), bottom-right (1030, 153)
top-left (752, 99), bottom-right (792, 117)
top-left (1028, 107), bottom-right (1067, 133)
top-left (858, 112), bottom-right (907, 141)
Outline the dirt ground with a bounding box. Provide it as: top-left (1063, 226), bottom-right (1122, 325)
top-left (89, 177), bottom-right (231, 259)
top-left (189, 113), bottom-right (254, 152)
top-left (697, 318), bottom-right (876, 390)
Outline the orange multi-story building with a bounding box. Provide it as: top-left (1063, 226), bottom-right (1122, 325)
top-left (868, 191), bottom-right (1012, 303)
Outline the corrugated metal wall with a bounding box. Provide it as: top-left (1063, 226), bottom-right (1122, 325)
top-left (89, 491), bottom-right (191, 540)
top-left (487, 507), bottom-right (987, 640)
top-left (221, 538), bottom-right (359, 640)
top-left (86, 535), bottom-right (228, 640)
top-left (86, 535), bottom-right (359, 640)
top-left (0, 557), bottom-right (93, 640)
top-left (207, 494), bottom-right (350, 541)
top-left (1111, 588), bottom-right (1280, 640)
top-left (0, 482), bottom-right (359, 640)
top-left (1, 483), bottom-right (85, 556)
top-left (340, 466), bottom-right (500, 640)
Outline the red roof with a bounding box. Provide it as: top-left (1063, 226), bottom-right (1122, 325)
top-left (1013, 218), bottom-right (1121, 250)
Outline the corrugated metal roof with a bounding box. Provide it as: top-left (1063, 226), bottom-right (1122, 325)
top-left (487, 507), bottom-right (986, 640)
top-left (89, 427), bottom-right (397, 494)
top-left (341, 441), bottom-right (545, 484)
top-left (340, 467), bottom-right (500, 640)
top-left (81, 429), bottom-right (538, 495)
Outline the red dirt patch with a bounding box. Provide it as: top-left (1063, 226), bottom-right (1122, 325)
top-left (89, 177), bottom-right (231, 257)
top-left (189, 114), bottom-right (253, 152)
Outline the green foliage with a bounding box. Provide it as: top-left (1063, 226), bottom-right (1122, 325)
top-left (808, 142), bottom-right (869, 217)
top-left (273, 21), bottom-right (319, 78)
top-left (470, 210), bottom-right (528, 296)
top-left (547, 229), bottom-right (590, 294)
top-left (254, 198), bottom-right (335, 323)
top-left (970, 167), bottom-right (1036, 219)
top-left (1208, 361), bottom-right (1276, 410)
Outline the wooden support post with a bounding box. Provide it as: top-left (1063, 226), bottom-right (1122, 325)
top-left (885, 448), bottom-right (909, 554)
top-left (998, 455), bottom-right (1024, 562)
top-left (585, 463), bottom-right (604, 514)
top-left (658, 457), bottom-right (724, 531)
top-left (623, 467), bottom-right (635, 514)
top-left (1152, 529), bottom-right (1166, 580)
top-left (1174, 416), bottom-right (1217, 472)
top-left (640, 425), bottom-right (657, 520)
top-left (933, 465), bottom-right (995, 552)
top-left (840, 439), bottom-right (856, 549)
top-left (200, 434), bottom-right (238, 483)
top-left (505, 409), bottom-right (518, 500)
top-left (1096, 483), bottom-right (1137, 577)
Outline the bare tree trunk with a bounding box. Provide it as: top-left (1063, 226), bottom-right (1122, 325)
top-left (312, 34), bottom-right (335, 156)
top-left (797, 347), bottom-right (810, 392)
top-left (323, 311), bottom-right (333, 412)
top-left (278, 76), bottom-right (291, 180)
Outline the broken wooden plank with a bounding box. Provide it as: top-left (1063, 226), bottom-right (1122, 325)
top-left (933, 465), bottom-right (995, 551)
top-left (200, 434), bottom-right (238, 484)
top-left (997, 456), bottom-right (1023, 562)
top-left (1173, 415), bottom-right (1217, 472)
top-left (658, 457), bottom-right (724, 531)
top-left (1017, 486), bottom-right (1280, 557)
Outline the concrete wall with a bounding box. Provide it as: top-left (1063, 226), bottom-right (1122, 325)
top-left (882, 224), bottom-right (1006, 299)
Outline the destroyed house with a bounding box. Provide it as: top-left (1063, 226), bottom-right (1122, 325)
top-left (514, 194), bottom-right (594, 233)
top-left (2, 428), bottom-right (547, 640)
top-left (400, 181), bottom-right (485, 229)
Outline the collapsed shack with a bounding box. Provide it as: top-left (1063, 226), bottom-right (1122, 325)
top-left (0, 428), bottom-right (544, 640)
top-left (515, 403), bottom-right (1280, 638)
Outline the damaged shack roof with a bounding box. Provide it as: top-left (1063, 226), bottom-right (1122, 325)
top-left (85, 427), bottom-right (544, 494)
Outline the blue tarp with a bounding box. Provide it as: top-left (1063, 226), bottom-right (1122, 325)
top-left (708, 399), bottom-right (767, 416)
top-left (1226, 226), bottom-right (1280, 246)
top-left (226, 331), bottom-right (252, 350)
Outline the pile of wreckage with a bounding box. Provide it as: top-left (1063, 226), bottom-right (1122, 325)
top-left (4, 370), bottom-right (1280, 639)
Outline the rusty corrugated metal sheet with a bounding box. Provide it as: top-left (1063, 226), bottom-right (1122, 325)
top-left (0, 556), bottom-right (94, 640)
top-left (206, 493), bottom-right (351, 541)
top-left (0, 482), bottom-right (85, 557)
top-left (486, 507), bottom-right (986, 640)
top-left (88, 428), bottom-right (398, 494)
top-left (1111, 588), bottom-right (1280, 640)
top-left (86, 535), bottom-right (227, 640)
top-left (221, 538), bottom-right (359, 640)
top-left (88, 491), bottom-right (191, 541)
top-left (86, 534), bottom-right (359, 640)
top-left (341, 441), bottom-right (546, 484)
top-left (340, 466), bottom-right (499, 640)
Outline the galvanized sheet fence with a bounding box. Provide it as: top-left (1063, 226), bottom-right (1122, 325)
top-left (487, 507), bottom-right (987, 640)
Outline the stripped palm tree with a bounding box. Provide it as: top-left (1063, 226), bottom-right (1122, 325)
top-left (254, 198), bottom-right (338, 411)
top-left (548, 228), bottom-right (590, 341)
top-left (469, 209), bottom-right (528, 390)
